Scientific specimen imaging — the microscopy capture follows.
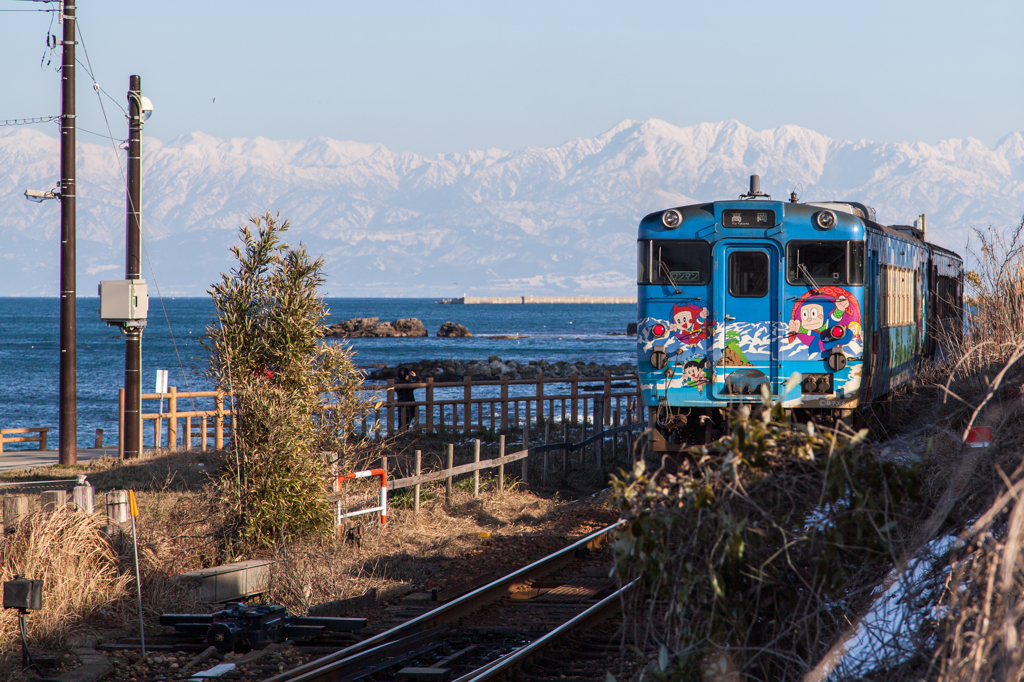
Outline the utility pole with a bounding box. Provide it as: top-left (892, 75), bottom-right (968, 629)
top-left (59, 1), bottom-right (77, 465)
top-left (123, 75), bottom-right (144, 459)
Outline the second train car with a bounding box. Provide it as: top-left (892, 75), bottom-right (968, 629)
top-left (637, 175), bottom-right (963, 451)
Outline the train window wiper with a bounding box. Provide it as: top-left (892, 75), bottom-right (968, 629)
top-left (799, 263), bottom-right (822, 292)
top-left (658, 255), bottom-right (682, 295)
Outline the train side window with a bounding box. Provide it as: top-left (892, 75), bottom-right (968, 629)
top-left (649, 240), bottom-right (711, 286)
top-left (786, 241), bottom-right (860, 285)
top-left (849, 242), bottom-right (865, 285)
top-left (728, 251), bottom-right (769, 297)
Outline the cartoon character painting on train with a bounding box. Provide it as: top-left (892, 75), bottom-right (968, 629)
top-left (681, 357), bottom-right (712, 389)
top-left (669, 302), bottom-right (712, 347)
top-left (787, 286), bottom-right (862, 358)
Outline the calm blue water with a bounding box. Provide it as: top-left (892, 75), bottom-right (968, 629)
top-left (0, 298), bottom-right (637, 448)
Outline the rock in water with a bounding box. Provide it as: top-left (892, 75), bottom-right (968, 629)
top-left (325, 317), bottom-right (428, 338)
top-left (437, 321), bottom-right (473, 338)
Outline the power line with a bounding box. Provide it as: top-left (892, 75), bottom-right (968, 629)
top-left (0, 115), bottom-right (59, 126)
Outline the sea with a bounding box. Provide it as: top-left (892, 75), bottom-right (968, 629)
top-left (0, 298), bottom-right (637, 449)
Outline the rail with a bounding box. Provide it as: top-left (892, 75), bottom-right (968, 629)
top-left (260, 521), bottom-right (625, 682)
top-left (117, 371), bottom-right (641, 453)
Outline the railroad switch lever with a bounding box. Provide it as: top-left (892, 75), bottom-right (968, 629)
top-left (160, 603), bottom-right (367, 652)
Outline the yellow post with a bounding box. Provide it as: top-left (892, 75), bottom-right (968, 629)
top-left (215, 390), bottom-right (224, 450)
top-left (168, 386), bottom-right (178, 450)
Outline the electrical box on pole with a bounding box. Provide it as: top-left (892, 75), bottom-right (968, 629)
top-left (98, 280), bottom-right (149, 326)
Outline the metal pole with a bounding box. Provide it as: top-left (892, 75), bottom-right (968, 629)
top-left (124, 75), bottom-right (143, 459)
top-left (59, 1), bottom-right (77, 465)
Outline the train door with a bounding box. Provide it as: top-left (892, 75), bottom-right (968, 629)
top-left (713, 242), bottom-right (779, 398)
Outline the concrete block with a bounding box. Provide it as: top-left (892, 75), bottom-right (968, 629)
top-left (106, 490), bottom-right (130, 524)
top-left (72, 484), bottom-right (95, 514)
top-left (176, 559), bottom-right (273, 603)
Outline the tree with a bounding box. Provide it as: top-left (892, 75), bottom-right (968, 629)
top-left (205, 211), bottom-right (365, 550)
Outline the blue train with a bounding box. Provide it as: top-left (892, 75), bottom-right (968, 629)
top-left (637, 176), bottom-right (963, 451)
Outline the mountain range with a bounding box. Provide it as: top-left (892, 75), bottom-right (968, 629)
top-left (2, 119), bottom-right (1023, 297)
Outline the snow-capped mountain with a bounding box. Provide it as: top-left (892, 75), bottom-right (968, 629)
top-left (2, 119), bottom-right (1022, 297)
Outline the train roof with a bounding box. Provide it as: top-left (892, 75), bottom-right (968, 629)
top-left (640, 200), bottom-right (962, 264)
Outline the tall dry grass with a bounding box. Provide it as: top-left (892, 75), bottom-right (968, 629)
top-left (0, 508), bottom-right (131, 668)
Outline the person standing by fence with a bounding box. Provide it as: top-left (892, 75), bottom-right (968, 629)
top-left (396, 367), bottom-right (418, 429)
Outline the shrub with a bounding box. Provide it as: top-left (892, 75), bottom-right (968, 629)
top-left (204, 212), bottom-right (368, 551)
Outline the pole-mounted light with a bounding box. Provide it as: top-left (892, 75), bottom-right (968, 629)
top-left (23, 189), bottom-right (60, 203)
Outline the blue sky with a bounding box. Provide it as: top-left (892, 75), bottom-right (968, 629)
top-left (2, 0), bottom-right (1022, 155)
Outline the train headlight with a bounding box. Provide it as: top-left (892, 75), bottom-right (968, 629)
top-left (829, 325), bottom-right (845, 339)
top-left (652, 324), bottom-right (666, 337)
top-left (815, 210), bottom-right (837, 230)
top-left (661, 209), bottom-right (682, 229)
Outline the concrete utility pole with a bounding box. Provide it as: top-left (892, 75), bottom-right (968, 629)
top-left (59, 1), bottom-right (78, 465)
top-left (123, 75), bottom-right (143, 459)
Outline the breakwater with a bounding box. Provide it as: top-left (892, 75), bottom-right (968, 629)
top-left (446, 295), bottom-right (637, 304)
top-left (367, 357), bottom-right (636, 383)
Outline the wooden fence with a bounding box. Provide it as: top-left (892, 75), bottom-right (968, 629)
top-left (120, 372), bottom-right (642, 454)
top-left (334, 419), bottom-right (648, 521)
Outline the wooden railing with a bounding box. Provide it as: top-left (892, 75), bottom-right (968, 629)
top-left (118, 371), bottom-right (641, 453)
top-left (361, 371), bottom-right (642, 438)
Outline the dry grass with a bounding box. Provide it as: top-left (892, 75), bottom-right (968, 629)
top-left (0, 508), bottom-right (131, 672)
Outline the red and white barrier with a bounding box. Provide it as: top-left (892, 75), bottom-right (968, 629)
top-left (334, 468), bottom-right (388, 532)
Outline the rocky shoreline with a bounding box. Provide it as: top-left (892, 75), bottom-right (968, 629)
top-left (324, 317), bottom-right (472, 338)
top-left (364, 357), bottom-right (636, 383)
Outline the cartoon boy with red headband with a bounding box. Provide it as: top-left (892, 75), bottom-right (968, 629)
top-left (670, 303), bottom-right (710, 347)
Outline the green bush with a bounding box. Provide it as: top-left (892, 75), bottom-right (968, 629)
top-left (205, 212), bottom-right (367, 550)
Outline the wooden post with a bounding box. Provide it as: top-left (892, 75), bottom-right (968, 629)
top-left (521, 420), bottom-right (529, 486)
top-left (446, 444), bottom-right (454, 506)
top-left (414, 450), bottom-right (422, 515)
top-left (536, 372), bottom-right (544, 426)
top-left (94, 428), bottom-right (103, 449)
top-left (118, 388), bottom-right (125, 459)
top-left (425, 378), bottom-right (434, 433)
top-left (543, 422), bottom-right (550, 486)
top-left (106, 490), bottom-right (130, 524)
top-left (500, 375), bottom-right (509, 433)
top-left (200, 416), bottom-right (207, 452)
top-left (168, 386), bottom-right (178, 450)
top-left (604, 371), bottom-right (612, 425)
top-left (571, 373), bottom-right (579, 424)
top-left (594, 395), bottom-right (604, 469)
top-left (185, 416), bottom-right (192, 451)
top-left (473, 439), bottom-right (480, 499)
top-left (498, 435), bottom-right (505, 493)
top-left (3, 496), bottom-right (28, 532)
top-left (613, 409), bottom-right (620, 461)
top-left (562, 421), bottom-right (568, 473)
top-left (73, 483), bottom-right (95, 513)
top-left (463, 376), bottom-right (472, 434)
top-left (215, 390), bottom-right (224, 450)
top-left (635, 371), bottom-right (642, 424)
top-left (41, 490), bottom-right (67, 514)
top-left (386, 379), bottom-right (395, 437)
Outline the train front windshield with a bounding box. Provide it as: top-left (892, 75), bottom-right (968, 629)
top-left (637, 240), bottom-right (711, 285)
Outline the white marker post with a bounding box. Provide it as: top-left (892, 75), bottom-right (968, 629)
top-left (129, 490), bottom-right (146, 657)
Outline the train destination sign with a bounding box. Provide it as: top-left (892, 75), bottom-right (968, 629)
top-left (722, 209), bottom-right (776, 228)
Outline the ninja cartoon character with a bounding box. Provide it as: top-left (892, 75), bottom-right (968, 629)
top-left (788, 287), bottom-right (861, 357)
top-left (670, 303), bottom-right (710, 347)
top-left (681, 357), bottom-right (712, 389)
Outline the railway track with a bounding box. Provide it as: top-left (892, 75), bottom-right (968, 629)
top-left (248, 521), bottom-right (645, 682)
